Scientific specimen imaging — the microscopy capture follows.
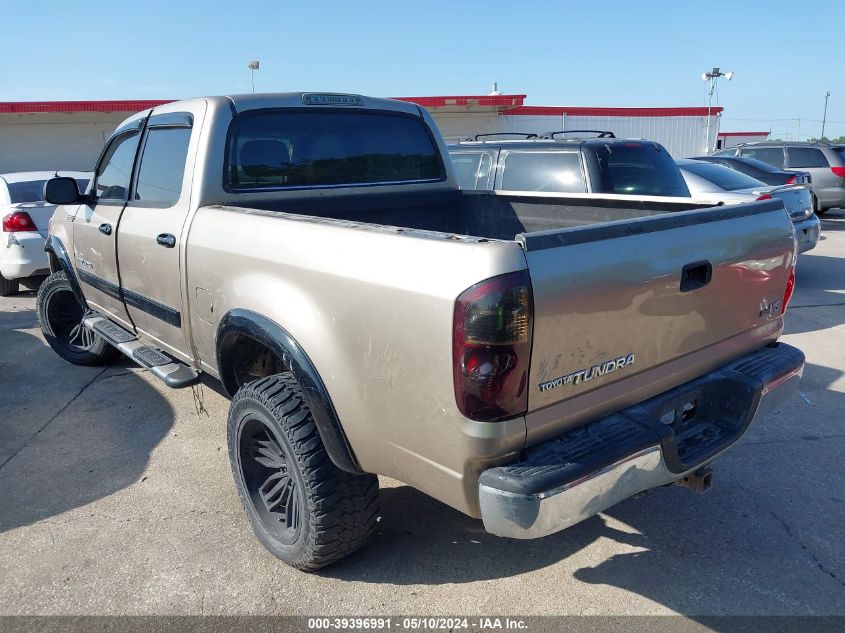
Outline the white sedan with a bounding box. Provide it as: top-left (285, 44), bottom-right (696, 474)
top-left (1, 171), bottom-right (90, 295)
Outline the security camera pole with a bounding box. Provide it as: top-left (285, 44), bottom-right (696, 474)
top-left (701, 67), bottom-right (733, 154)
top-left (248, 60), bottom-right (260, 93)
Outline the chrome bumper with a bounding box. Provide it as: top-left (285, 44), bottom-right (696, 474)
top-left (479, 343), bottom-right (804, 539)
top-left (794, 214), bottom-right (821, 254)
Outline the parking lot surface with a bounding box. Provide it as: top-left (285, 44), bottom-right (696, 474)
top-left (1, 211), bottom-right (844, 617)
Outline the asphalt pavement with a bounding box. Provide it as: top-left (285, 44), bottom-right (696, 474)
top-left (1, 211), bottom-right (844, 618)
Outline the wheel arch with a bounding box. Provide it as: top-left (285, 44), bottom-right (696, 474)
top-left (44, 236), bottom-right (87, 308)
top-left (216, 308), bottom-right (362, 474)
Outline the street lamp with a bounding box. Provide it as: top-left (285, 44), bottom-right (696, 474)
top-left (701, 67), bottom-right (733, 154)
top-left (822, 91), bottom-right (831, 141)
top-left (247, 60), bottom-right (260, 93)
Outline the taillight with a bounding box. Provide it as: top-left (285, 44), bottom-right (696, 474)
top-left (782, 267), bottom-right (795, 314)
top-left (756, 194), bottom-right (772, 201)
top-left (831, 166), bottom-right (845, 178)
top-left (785, 175), bottom-right (796, 185)
top-left (2, 211), bottom-right (37, 232)
top-left (453, 270), bottom-right (533, 422)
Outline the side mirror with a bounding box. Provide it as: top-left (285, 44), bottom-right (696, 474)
top-left (44, 177), bottom-right (83, 205)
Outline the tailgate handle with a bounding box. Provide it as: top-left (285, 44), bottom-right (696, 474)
top-left (680, 260), bottom-right (712, 292)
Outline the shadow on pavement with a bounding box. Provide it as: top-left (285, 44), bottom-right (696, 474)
top-left (0, 300), bottom-right (174, 533)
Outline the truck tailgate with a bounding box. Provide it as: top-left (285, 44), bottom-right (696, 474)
top-left (520, 200), bottom-right (796, 439)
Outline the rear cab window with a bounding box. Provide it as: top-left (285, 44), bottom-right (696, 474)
top-left (225, 109), bottom-right (444, 190)
top-left (498, 151), bottom-right (586, 193)
top-left (786, 147), bottom-right (829, 168)
top-left (740, 147), bottom-right (785, 169)
top-left (589, 142), bottom-right (690, 197)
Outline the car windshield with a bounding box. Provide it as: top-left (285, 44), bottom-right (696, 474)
top-left (6, 178), bottom-right (89, 203)
top-left (682, 161), bottom-right (766, 191)
top-left (730, 157), bottom-right (781, 173)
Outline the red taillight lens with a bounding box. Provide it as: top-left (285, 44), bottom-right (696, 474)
top-left (2, 211), bottom-right (37, 232)
top-left (785, 175), bottom-right (796, 185)
top-left (453, 270), bottom-right (533, 422)
top-left (756, 194), bottom-right (772, 201)
top-left (831, 166), bottom-right (845, 178)
top-left (782, 267), bottom-right (795, 314)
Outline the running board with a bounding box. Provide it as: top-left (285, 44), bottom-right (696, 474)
top-left (83, 314), bottom-right (200, 388)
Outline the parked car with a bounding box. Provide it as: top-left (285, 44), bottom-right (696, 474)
top-left (713, 141), bottom-right (845, 214)
top-left (690, 155), bottom-right (810, 187)
top-left (0, 171), bottom-right (90, 295)
top-left (38, 93), bottom-right (803, 570)
top-left (448, 134), bottom-right (691, 197)
top-left (677, 159), bottom-right (819, 253)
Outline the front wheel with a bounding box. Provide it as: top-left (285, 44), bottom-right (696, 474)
top-left (228, 372), bottom-right (379, 570)
top-left (36, 271), bottom-right (118, 365)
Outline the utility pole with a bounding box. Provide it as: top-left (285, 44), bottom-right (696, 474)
top-left (247, 60), bottom-right (260, 93)
top-left (796, 118), bottom-right (801, 141)
top-left (822, 91), bottom-right (831, 140)
top-left (701, 68), bottom-right (733, 154)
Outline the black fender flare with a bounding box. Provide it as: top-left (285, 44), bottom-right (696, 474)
top-left (44, 236), bottom-right (87, 308)
top-left (216, 309), bottom-right (361, 474)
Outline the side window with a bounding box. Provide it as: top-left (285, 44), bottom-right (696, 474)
top-left (740, 147), bottom-right (784, 169)
top-left (450, 152), bottom-right (494, 190)
top-left (786, 147), bottom-right (829, 168)
top-left (95, 132), bottom-right (141, 201)
top-left (134, 127), bottom-right (192, 206)
top-left (500, 151), bottom-right (586, 193)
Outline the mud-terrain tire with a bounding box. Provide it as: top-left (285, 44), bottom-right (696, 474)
top-left (0, 272), bottom-right (19, 296)
top-left (227, 372), bottom-right (379, 570)
top-left (36, 270), bottom-right (118, 365)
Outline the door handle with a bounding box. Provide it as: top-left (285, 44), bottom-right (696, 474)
top-left (156, 233), bottom-right (176, 248)
top-left (98, 223), bottom-right (112, 236)
top-left (680, 260), bottom-right (713, 292)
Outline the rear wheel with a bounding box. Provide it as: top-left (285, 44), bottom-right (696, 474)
top-left (36, 271), bottom-right (118, 365)
top-left (228, 372), bottom-right (379, 570)
top-left (0, 272), bottom-right (19, 297)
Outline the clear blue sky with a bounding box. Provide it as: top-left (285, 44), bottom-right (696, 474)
top-left (3, 0), bottom-right (843, 138)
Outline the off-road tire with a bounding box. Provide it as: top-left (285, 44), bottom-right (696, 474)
top-left (0, 272), bottom-right (19, 296)
top-left (228, 372), bottom-right (379, 570)
top-left (36, 270), bottom-right (118, 365)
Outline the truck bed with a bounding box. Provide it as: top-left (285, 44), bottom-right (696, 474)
top-left (231, 189), bottom-right (711, 241)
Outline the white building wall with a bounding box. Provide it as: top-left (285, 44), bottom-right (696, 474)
top-left (0, 112), bottom-right (123, 174)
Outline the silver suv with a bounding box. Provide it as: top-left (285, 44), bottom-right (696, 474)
top-left (714, 141), bottom-right (845, 214)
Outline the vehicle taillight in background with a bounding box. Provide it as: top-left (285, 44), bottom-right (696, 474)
top-left (784, 175), bottom-right (796, 185)
top-left (453, 270), bottom-right (533, 422)
top-left (782, 267), bottom-right (796, 315)
top-left (2, 211), bottom-right (37, 232)
top-left (756, 194), bottom-right (772, 201)
top-left (831, 166), bottom-right (845, 178)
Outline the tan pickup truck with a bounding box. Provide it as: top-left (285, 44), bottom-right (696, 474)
top-left (38, 92), bottom-right (804, 570)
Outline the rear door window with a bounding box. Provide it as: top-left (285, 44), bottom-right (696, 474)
top-left (450, 151), bottom-right (494, 190)
top-left (786, 147), bottom-right (829, 168)
top-left (225, 110), bottom-right (443, 189)
top-left (499, 151), bottom-right (586, 193)
top-left (590, 142), bottom-right (690, 197)
top-left (740, 146), bottom-right (785, 168)
top-left (133, 127), bottom-right (192, 206)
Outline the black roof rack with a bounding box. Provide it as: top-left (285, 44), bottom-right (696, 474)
top-left (469, 132), bottom-right (539, 141)
top-left (539, 130), bottom-right (616, 139)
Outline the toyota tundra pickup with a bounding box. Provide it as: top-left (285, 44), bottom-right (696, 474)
top-left (38, 92), bottom-right (804, 571)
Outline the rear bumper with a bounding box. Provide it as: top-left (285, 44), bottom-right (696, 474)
top-left (479, 343), bottom-right (804, 539)
top-left (0, 231), bottom-right (49, 279)
top-left (794, 214), bottom-right (821, 253)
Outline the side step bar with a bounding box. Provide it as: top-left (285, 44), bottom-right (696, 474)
top-left (83, 314), bottom-right (200, 388)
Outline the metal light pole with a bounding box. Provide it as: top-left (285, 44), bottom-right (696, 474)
top-left (701, 68), bottom-right (733, 154)
top-left (247, 60), bottom-right (260, 93)
top-left (821, 91), bottom-right (831, 140)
